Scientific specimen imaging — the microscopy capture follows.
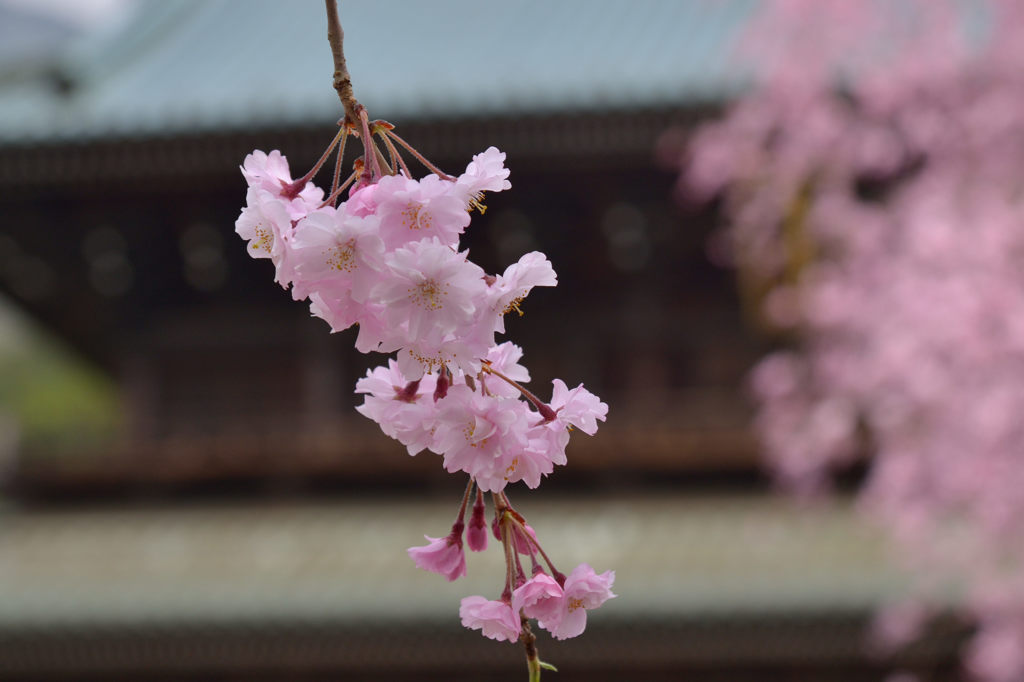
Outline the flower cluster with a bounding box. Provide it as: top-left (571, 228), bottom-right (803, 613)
top-left (673, 2), bottom-right (1024, 680)
top-left (236, 118), bottom-right (612, 653)
top-left (462, 563), bottom-right (616, 642)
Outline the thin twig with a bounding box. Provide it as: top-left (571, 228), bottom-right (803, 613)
top-left (359, 109), bottom-right (383, 180)
top-left (331, 126), bottom-right (349, 196)
top-left (380, 132), bottom-right (413, 178)
top-left (506, 514), bottom-right (563, 583)
top-left (386, 129), bottom-right (456, 180)
top-left (481, 363), bottom-right (557, 421)
top-left (455, 478), bottom-right (475, 522)
top-left (324, 0), bottom-right (362, 126)
top-left (319, 168), bottom-right (360, 207)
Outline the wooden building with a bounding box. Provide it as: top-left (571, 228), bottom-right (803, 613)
top-left (0, 1), bottom-right (962, 680)
top-left (0, 0), bottom-right (766, 490)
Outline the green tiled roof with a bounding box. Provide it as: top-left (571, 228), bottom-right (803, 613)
top-left (0, 0), bottom-right (756, 144)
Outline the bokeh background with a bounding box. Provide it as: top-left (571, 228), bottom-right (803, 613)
top-left (0, 1), bottom-right (978, 680)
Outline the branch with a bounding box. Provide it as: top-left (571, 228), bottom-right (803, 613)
top-left (324, 0), bottom-right (362, 126)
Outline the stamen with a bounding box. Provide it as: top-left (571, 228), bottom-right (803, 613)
top-left (469, 193), bottom-right (488, 215)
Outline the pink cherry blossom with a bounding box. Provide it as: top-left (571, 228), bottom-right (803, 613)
top-left (343, 182), bottom-right (378, 217)
top-left (525, 423), bottom-right (571, 469)
top-left (288, 205), bottom-right (384, 302)
top-left (235, 187), bottom-right (294, 285)
top-left (408, 531), bottom-right (466, 582)
top-left (455, 146), bottom-right (512, 198)
top-left (241, 148), bottom-right (324, 219)
top-left (483, 342), bottom-right (531, 396)
top-left (501, 445), bottom-right (557, 490)
top-left (391, 321), bottom-right (495, 381)
top-left (542, 563), bottom-right (616, 640)
top-left (675, 2), bottom-right (1024, 678)
top-left (487, 251), bottom-right (557, 333)
top-left (459, 596), bottom-right (520, 642)
top-left (432, 385), bottom-right (532, 492)
top-left (355, 360), bottom-right (438, 456)
top-left (307, 289), bottom-right (363, 335)
top-left (375, 238), bottom-right (488, 355)
top-left (237, 131), bottom-right (613, 652)
top-left (241, 149), bottom-right (292, 192)
top-left (513, 572), bottom-right (564, 624)
top-left (374, 173), bottom-right (470, 250)
top-left (549, 379), bottom-right (609, 436)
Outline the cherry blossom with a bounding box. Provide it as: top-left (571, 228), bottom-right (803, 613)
top-left (459, 596), bottom-right (521, 642)
top-left (540, 564), bottom-right (616, 640)
top-left (432, 385), bottom-right (532, 492)
top-left (548, 379), bottom-right (609, 436)
top-left (234, 188), bottom-right (294, 283)
top-left (354, 360), bottom-right (438, 456)
top-left (237, 109), bottom-right (610, 661)
top-left (487, 252), bottom-right (558, 333)
top-left (408, 531), bottom-right (467, 582)
top-left (674, 1), bottom-right (1024, 678)
top-left (374, 173), bottom-right (471, 250)
top-left (241, 149), bottom-right (324, 218)
top-left (455, 146), bottom-right (512, 199)
top-left (288, 205), bottom-right (384, 302)
top-left (513, 573), bottom-right (563, 624)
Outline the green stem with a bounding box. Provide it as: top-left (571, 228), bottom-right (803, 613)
top-left (528, 656), bottom-right (541, 682)
top-left (522, 617), bottom-right (541, 682)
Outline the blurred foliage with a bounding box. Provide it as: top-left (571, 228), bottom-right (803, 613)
top-left (0, 303), bottom-right (120, 458)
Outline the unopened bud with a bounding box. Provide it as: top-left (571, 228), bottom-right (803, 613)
top-left (467, 490), bottom-right (488, 552)
top-left (433, 367), bottom-right (451, 402)
top-left (395, 379), bottom-right (421, 403)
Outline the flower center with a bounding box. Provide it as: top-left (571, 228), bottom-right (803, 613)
top-left (567, 597), bottom-right (585, 612)
top-left (410, 278), bottom-right (446, 311)
top-left (325, 238), bottom-right (357, 272)
top-left (252, 224), bottom-right (273, 253)
top-left (402, 202), bottom-right (432, 231)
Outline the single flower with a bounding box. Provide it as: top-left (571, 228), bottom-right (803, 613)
top-left (459, 596), bottom-right (520, 642)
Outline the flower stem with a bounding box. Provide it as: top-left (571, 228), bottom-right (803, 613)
top-left (359, 109), bottom-right (383, 181)
top-left (330, 126), bottom-right (349, 196)
top-left (494, 493), bottom-right (516, 601)
top-left (521, 617), bottom-right (541, 682)
top-left (481, 363), bottom-right (557, 421)
top-left (456, 478), bottom-right (474, 523)
top-left (283, 125), bottom-right (345, 199)
top-left (379, 131), bottom-right (413, 178)
top-left (506, 513), bottom-right (564, 584)
top-left (385, 129), bottom-right (456, 181)
top-left (319, 168), bottom-right (359, 208)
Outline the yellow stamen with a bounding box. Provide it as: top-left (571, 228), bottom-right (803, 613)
top-left (324, 238), bottom-right (357, 272)
top-left (252, 224), bottom-right (273, 253)
top-left (409, 278), bottom-right (448, 311)
top-left (468, 193), bottom-right (487, 215)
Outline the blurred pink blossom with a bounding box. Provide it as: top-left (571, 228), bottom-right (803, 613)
top-left (674, 1), bottom-right (1024, 678)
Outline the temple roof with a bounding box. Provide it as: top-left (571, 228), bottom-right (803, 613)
top-left (0, 0), bottom-right (755, 144)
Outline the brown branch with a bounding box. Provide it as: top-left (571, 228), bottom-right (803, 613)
top-left (324, 0), bottom-right (362, 126)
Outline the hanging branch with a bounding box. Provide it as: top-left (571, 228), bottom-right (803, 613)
top-left (324, 0), bottom-right (362, 126)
